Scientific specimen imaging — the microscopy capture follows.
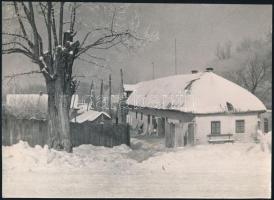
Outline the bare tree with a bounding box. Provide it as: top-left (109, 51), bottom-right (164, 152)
top-left (215, 41), bottom-right (232, 60)
top-left (237, 53), bottom-right (270, 94)
top-left (218, 34), bottom-right (272, 107)
top-left (2, 2), bottom-right (151, 152)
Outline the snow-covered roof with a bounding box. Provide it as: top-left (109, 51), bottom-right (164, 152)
top-left (6, 94), bottom-right (48, 120)
top-left (6, 94), bottom-right (80, 120)
top-left (71, 110), bottom-right (111, 123)
top-left (124, 84), bottom-right (138, 92)
top-left (126, 71), bottom-right (266, 114)
top-left (77, 103), bottom-right (89, 115)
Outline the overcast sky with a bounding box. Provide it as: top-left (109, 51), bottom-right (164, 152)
top-left (2, 3), bottom-right (272, 92)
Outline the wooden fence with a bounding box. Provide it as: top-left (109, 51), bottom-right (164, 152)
top-left (70, 122), bottom-right (130, 147)
top-left (2, 115), bottom-right (130, 148)
top-left (2, 116), bottom-right (48, 147)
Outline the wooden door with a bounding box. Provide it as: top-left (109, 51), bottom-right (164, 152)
top-left (170, 123), bottom-right (175, 147)
top-left (187, 123), bottom-right (195, 145)
top-left (157, 117), bottom-right (165, 137)
top-left (165, 122), bottom-right (175, 148)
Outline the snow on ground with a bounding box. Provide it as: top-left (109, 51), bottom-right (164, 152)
top-left (2, 135), bottom-right (271, 198)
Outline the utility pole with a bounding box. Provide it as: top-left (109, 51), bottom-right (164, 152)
top-left (87, 80), bottom-right (93, 111)
top-left (117, 68), bottom-right (126, 124)
top-left (99, 79), bottom-right (103, 112)
top-left (174, 38), bottom-right (177, 75)
top-left (152, 62), bottom-right (155, 79)
top-left (108, 74), bottom-right (112, 117)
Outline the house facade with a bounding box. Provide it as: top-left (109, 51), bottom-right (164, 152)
top-left (126, 68), bottom-right (267, 147)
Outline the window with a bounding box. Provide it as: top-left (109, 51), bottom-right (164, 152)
top-left (141, 112), bottom-right (143, 120)
top-left (135, 111), bottom-right (137, 119)
top-left (235, 120), bottom-right (245, 133)
top-left (264, 118), bottom-right (269, 133)
top-left (211, 121), bottom-right (221, 135)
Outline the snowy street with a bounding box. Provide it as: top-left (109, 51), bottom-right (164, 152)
top-left (2, 136), bottom-right (271, 198)
top-left (2, 2), bottom-right (272, 199)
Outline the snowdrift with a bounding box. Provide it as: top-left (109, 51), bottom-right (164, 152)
top-left (2, 137), bottom-right (271, 198)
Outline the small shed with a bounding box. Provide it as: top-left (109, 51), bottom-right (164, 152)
top-left (71, 110), bottom-right (111, 124)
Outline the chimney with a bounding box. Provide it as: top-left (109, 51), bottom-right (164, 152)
top-left (191, 70), bottom-right (198, 74)
top-left (206, 67), bottom-right (214, 72)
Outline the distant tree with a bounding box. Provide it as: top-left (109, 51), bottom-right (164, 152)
top-left (2, 2), bottom-right (156, 152)
top-left (216, 33), bottom-right (272, 108)
top-left (237, 53), bottom-right (270, 94)
top-left (215, 41), bottom-right (232, 60)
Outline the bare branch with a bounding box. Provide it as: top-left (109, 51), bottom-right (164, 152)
top-left (4, 70), bottom-right (42, 79)
top-left (83, 52), bottom-right (106, 61)
top-left (79, 27), bottom-right (112, 48)
top-left (21, 2), bottom-right (31, 23)
top-left (110, 8), bottom-right (117, 34)
top-left (77, 57), bottom-right (105, 68)
top-left (90, 40), bottom-right (122, 50)
top-left (77, 32), bottom-right (128, 56)
top-left (2, 16), bottom-right (27, 21)
top-left (3, 41), bottom-right (33, 54)
top-left (70, 2), bottom-right (76, 32)
top-left (13, 2), bottom-right (27, 38)
top-left (71, 74), bottom-right (86, 79)
top-left (2, 32), bottom-right (34, 47)
top-left (3, 70), bottom-right (44, 86)
top-left (21, 2), bottom-right (43, 57)
top-left (47, 2), bottom-right (52, 54)
top-left (39, 2), bottom-right (48, 28)
top-left (51, 5), bottom-right (58, 47)
top-left (59, 2), bottom-right (64, 45)
top-left (2, 48), bottom-right (35, 61)
top-left (80, 32), bottom-right (92, 48)
top-left (29, 2), bottom-right (43, 57)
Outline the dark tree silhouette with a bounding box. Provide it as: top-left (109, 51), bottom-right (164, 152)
top-left (2, 2), bottom-right (149, 152)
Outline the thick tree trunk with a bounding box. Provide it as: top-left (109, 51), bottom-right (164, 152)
top-left (47, 79), bottom-right (72, 153)
top-left (45, 50), bottom-right (75, 153)
top-left (43, 32), bottom-right (79, 153)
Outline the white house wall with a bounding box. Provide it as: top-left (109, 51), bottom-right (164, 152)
top-left (127, 108), bottom-right (194, 136)
top-left (194, 113), bottom-right (260, 144)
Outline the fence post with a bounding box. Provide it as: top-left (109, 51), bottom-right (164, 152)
top-left (126, 124), bottom-right (130, 146)
top-left (100, 123), bottom-right (103, 146)
top-left (110, 124), bottom-right (113, 147)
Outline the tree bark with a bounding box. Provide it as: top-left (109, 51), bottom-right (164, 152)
top-left (46, 78), bottom-right (72, 153)
top-left (44, 39), bottom-right (79, 153)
